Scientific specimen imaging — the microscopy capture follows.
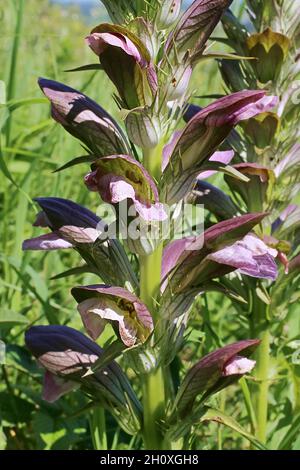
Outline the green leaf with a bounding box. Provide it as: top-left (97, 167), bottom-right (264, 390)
top-left (7, 97), bottom-right (47, 112)
top-left (200, 407), bottom-right (268, 450)
top-left (200, 52), bottom-right (255, 61)
top-left (51, 265), bottom-right (97, 280)
top-left (0, 422), bottom-right (6, 450)
top-left (65, 64), bottom-right (103, 72)
top-left (84, 340), bottom-right (126, 376)
top-left (53, 155), bottom-right (95, 173)
top-left (0, 309), bottom-right (29, 328)
top-left (0, 81), bottom-right (6, 104)
top-left (200, 162), bottom-right (250, 182)
top-left (278, 413), bottom-right (300, 450)
top-left (6, 344), bottom-right (39, 375)
top-left (0, 392), bottom-right (35, 425)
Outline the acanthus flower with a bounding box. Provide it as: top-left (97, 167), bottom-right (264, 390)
top-left (72, 285), bottom-right (153, 347)
top-left (84, 154), bottom-right (167, 222)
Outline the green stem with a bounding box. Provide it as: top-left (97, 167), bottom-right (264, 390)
top-left (252, 294), bottom-right (270, 444)
top-left (140, 144), bottom-right (168, 449)
top-left (142, 142), bottom-right (164, 183)
top-left (90, 407), bottom-right (108, 450)
top-left (142, 365), bottom-right (166, 449)
top-left (140, 244), bottom-right (163, 319)
top-left (140, 231), bottom-right (166, 449)
top-left (254, 327), bottom-right (270, 444)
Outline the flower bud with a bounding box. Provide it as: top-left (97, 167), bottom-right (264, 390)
top-left (173, 339), bottom-right (260, 416)
top-left (38, 78), bottom-right (130, 156)
top-left (162, 64), bottom-right (192, 102)
top-left (125, 108), bottom-right (162, 148)
top-left (156, 0), bottom-right (182, 30)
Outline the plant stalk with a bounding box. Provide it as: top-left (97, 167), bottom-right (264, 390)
top-left (140, 144), bottom-right (167, 449)
top-left (252, 293), bottom-right (271, 444)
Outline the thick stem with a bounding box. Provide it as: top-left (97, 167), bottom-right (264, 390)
top-left (142, 366), bottom-right (166, 449)
top-left (252, 294), bottom-right (270, 444)
top-left (255, 328), bottom-right (270, 444)
top-left (140, 144), bottom-right (167, 449)
top-left (142, 142), bottom-right (164, 183)
top-left (140, 244), bottom-right (163, 319)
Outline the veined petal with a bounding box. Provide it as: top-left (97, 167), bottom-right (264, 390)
top-left (162, 91), bottom-right (277, 203)
top-left (22, 232), bottom-right (73, 251)
top-left (207, 236), bottom-right (278, 281)
top-left (134, 201), bottom-right (167, 222)
top-left (87, 32), bottom-right (143, 66)
top-left (174, 339), bottom-right (260, 415)
top-left (222, 356), bottom-right (256, 376)
top-left (42, 371), bottom-right (79, 403)
top-left (166, 0), bottom-right (233, 59)
top-left (25, 324), bottom-right (142, 432)
top-left (162, 213), bottom-right (270, 293)
top-left (77, 298), bottom-right (139, 347)
top-left (194, 91), bottom-right (278, 126)
top-left (86, 24), bottom-right (154, 109)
